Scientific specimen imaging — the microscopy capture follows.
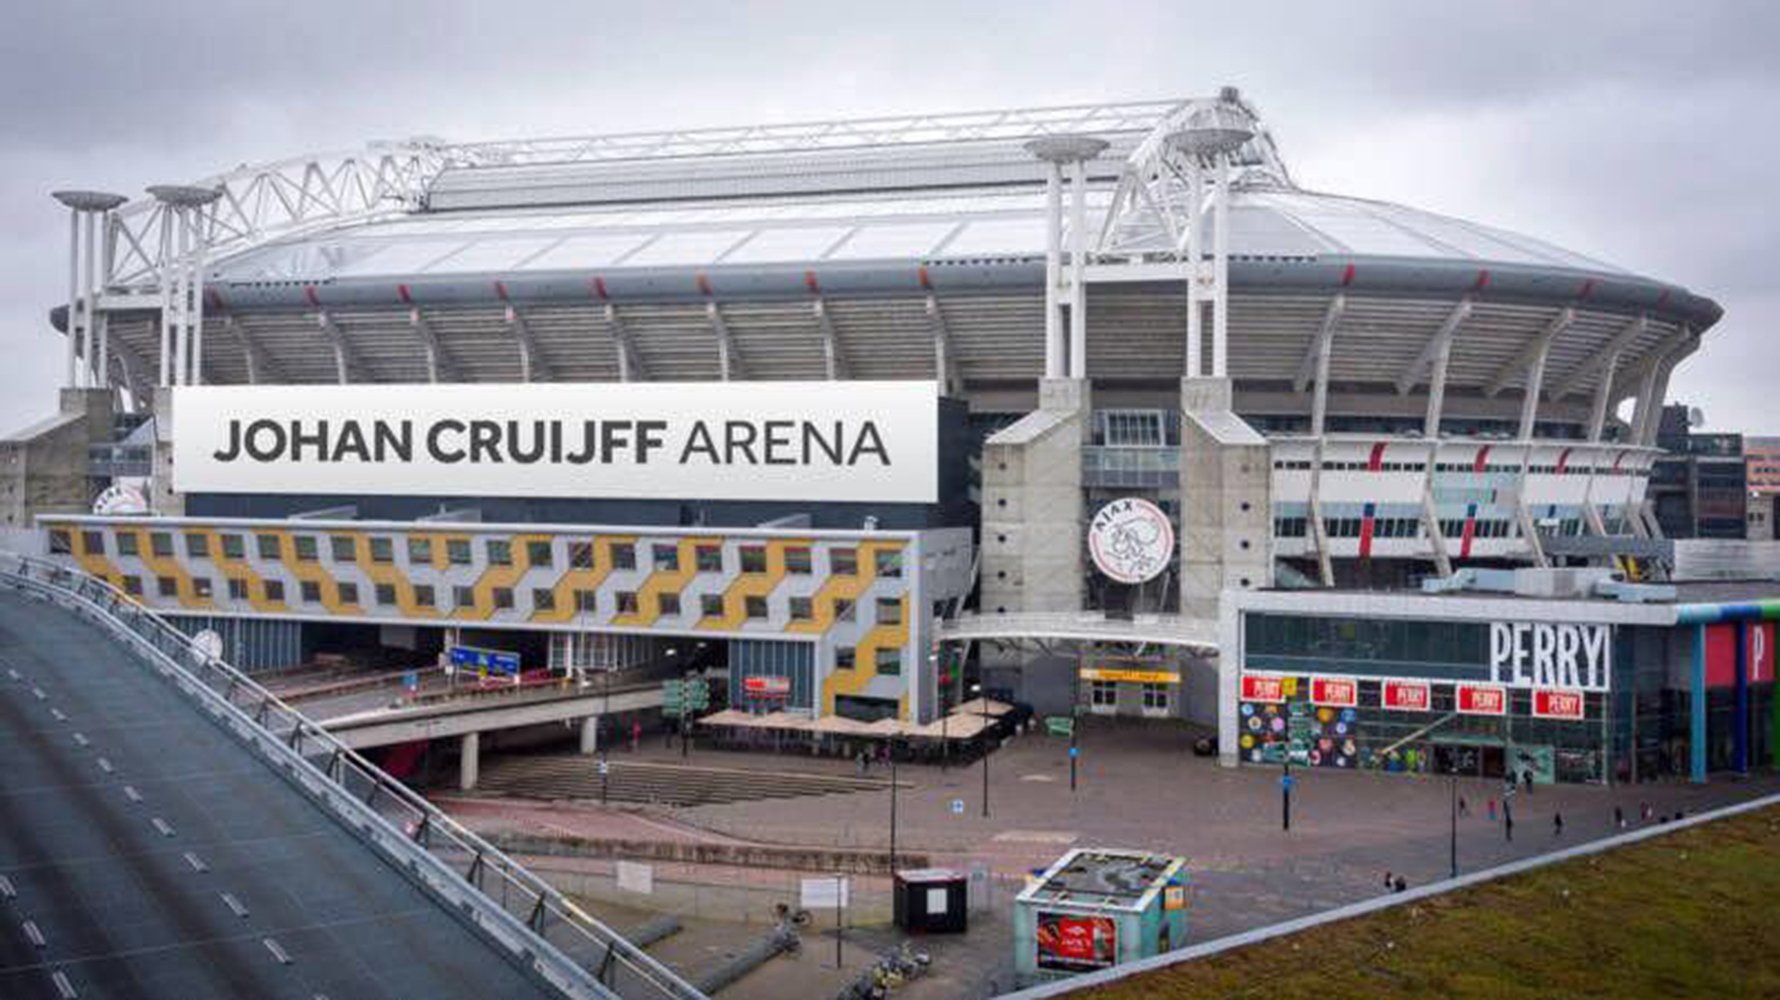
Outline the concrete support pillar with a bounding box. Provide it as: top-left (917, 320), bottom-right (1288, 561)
top-left (1180, 377), bottom-right (1271, 625)
top-left (579, 716), bottom-right (600, 756)
top-left (459, 731), bottom-right (481, 791)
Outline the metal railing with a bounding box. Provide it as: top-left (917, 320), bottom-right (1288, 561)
top-left (0, 551), bottom-right (708, 1000)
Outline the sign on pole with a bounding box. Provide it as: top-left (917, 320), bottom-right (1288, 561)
top-left (801, 876), bottom-right (849, 909)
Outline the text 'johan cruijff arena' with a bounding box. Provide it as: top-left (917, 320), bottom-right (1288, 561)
top-left (22, 88), bottom-right (1720, 730)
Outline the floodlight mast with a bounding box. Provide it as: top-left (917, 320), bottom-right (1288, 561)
top-left (1025, 135), bottom-right (1110, 381)
top-left (147, 185), bottom-right (222, 387)
top-left (50, 190), bottom-right (128, 389)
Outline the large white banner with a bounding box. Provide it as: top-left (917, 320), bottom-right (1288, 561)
top-left (173, 382), bottom-right (939, 503)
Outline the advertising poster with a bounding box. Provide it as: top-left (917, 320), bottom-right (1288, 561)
top-left (1035, 913), bottom-right (1117, 973)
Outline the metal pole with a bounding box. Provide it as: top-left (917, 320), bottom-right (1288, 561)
top-left (889, 743), bottom-right (898, 872)
top-left (981, 707), bottom-right (991, 819)
top-left (1185, 165), bottom-right (1204, 378)
top-left (1212, 152), bottom-right (1232, 378)
top-left (81, 209), bottom-right (99, 386)
top-left (64, 210), bottom-right (80, 388)
top-left (1042, 162), bottom-right (1064, 378)
top-left (157, 209), bottom-right (172, 386)
top-left (834, 874), bottom-right (844, 970)
top-left (191, 202), bottom-right (206, 386)
top-left (98, 213), bottom-right (114, 392)
top-left (1068, 157), bottom-right (1089, 380)
top-left (1449, 772), bottom-right (1459, 878)
top-left (1069, 716), bottom-right (1078, 792)
top-left (1281, 755), bottom-right (1291, 831)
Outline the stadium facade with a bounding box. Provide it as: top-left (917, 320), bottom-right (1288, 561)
top-left (15, 89), bottom-right (1772, 782)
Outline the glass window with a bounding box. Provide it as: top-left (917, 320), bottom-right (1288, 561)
top-left (150, 532), bottom-right (173, 557)
top-left (789, 596), bottom-right (813, 621)
top-left (324, 536), bottom-right (351, 562)
top-left (526, 540), bottom-right (553, 568)
top-left (447, 539), bottom-right (472, 565)
top-left (157, 576), bottom-right (178, 598)
top-left (301, 580), bottom-right (322, 604)
top-left (338, 582), bottom-right (359, 605)
top-left (122, 575), bottom-right (143, 596)
top-left (652, 543), bottom-right (680, 572)
top-left (874, 549), bottom-right (902, 578)
top-left (48, 530), bottom-right (71, 554)
top-left (487, 540), bottom-right (512, 566)
top-left (745, 595), bottom-right (768, 619)
top-left (611, 542), bottom-right (636, 571)
top-left (413, 584), bottom-right (435, 608)
top-left (453, 585), bottom-right (475, 609)
top-left (256, 534), bottom-right (280, 559)
top-left (1142, 683), bottom-right (1169, 711)
top-left (193, 577), bottom-right (213, 599)
top-left (575, 589), bottom-right (599, 613)
top-left (264, 579), bottom-right (285, 603)
top-left (82, 530), bottom-right (105, 555)
top-left (695, 544), bottom-right (723, 573)
top-left (616, 591), bottom-right (640, 615)
top-left (374, 583), bottom-right (397, 606)
top-left (408, 536), bottom-right (433, 565)
top-left (221, 534), bottom-right (245, 559)
top-left (830, 547), bottom-right (857, 576)
top-left (658, 592), bottom-right (681, 616)
top-left (875, 597), bottom-right (902, 626)
top-left (370, 537), bottom-right (394, 563)
top-left (834, 598), bottom-right (856, 623)
top-left (533, 588), bottom-right (557, 612)
top-left (740, 546), bottom-right (768, 574)
top-left (835, 647), bottom-right (856, 670)
top-left (701, 594), bottom-right (725, 618)
top-left (1090, 680), bottom-right (1117, 706)
top-left (492, 587), bottom-right (514, 610)
top-left (227, 578), bottom-right (248, 600)
top-left (186, 533), bottom-right (209, 558)
top-left (785, 547), bottom-right (812, 575)
top-left (875, 648), bottom-right (902, 676)
top-left (569, 541), bottom-right (595, 569)
top-left (118, 532), bottom-right (139, 556)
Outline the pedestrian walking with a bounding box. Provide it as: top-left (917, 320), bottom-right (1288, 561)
top-left (1383, 870), bottom-right (1395, 892)
top-left (1640, 801), bottom-right (1653, 822)
top-left (1614, 805), bottom-right (1625, 829)
top-left (1553, 812), bottom-right (1564, 837)
top-left (856, 750), bottom-right (869, 776)
top-left (1522, 768), bottom-right (1534, 794)
top-left (1392, 874), bottom-right (1407, 894)
top-left (1505, 804), bottom-right (1515, 842)
top-left (1487, 798), bottom-right (1498, 822)
top-left (1459, 795), bottom-right (1470, 818)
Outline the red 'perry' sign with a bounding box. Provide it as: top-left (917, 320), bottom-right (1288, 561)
top-left (1240, 674), bottom-right (1287, 703)
top-left (1532, 689), bottom-right (1586, 720)
top-left (1381, 680), bottom-right (1431, 712)
top-left (1456, 683), bottom-right (1507, 716)
top-left (1310, 676), bottom-right (1358, 707)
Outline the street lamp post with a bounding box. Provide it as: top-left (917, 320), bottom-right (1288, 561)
top-left (1449, 769), bottom-right (1459, 879)
top-left (975, 687), bottom-right (992, 819)
top-left (889, 738), bottom-right (899, 873)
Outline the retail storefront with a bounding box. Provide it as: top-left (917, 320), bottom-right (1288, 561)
top-left (1219, 579), bottom-right (1780, 784)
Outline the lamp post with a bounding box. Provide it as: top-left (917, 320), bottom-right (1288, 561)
top-left (972, 682), bottom-right (990, 818)
top-left (1449, 767), bottom-right (1460, 879)
top-left (933, 649), bottom-right (949, 772)
top-left (889, 738), bottom-right (900, 873)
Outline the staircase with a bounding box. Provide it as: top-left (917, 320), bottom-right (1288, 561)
top-left (472, 755), bottom-right (898, 807)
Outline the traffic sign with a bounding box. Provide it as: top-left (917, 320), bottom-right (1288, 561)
top-left (950, 798), bottom-right (965, 815)
top-left (1068, 745), bottom-right (1080, 759)
top-left (1279, 774), bottom-right (1297, 790)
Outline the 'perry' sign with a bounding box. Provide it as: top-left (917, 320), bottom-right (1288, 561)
top-left (173, 382), bottom-right (939, 504)
top-left (1489, 622), bottom-right (1611, 692)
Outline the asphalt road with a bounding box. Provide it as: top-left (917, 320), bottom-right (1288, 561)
top-left (0, 589), bottom-right (569, 1000)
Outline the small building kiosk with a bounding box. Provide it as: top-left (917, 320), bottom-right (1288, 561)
top-left (1013, 848), bottom-right (1187, 987)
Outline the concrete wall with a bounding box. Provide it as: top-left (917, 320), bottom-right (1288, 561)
top-left (0, 389), bottom-right (111, 529)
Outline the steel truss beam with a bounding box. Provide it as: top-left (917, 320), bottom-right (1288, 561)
top-left (811, 297), bottom-right (851, 380)
top-left (1550, 313), bottom-right (1648, 401)
top-left (503, 305), bottom-right (550, 382)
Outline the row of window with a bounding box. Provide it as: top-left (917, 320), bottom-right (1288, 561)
top-left (116, 573), bottom-right (904, 624)
top-left (1087, 680), bottom-right (1171, 710)
top-left (1274, 517), bottom-right (1514, 540)
top-left (55, 530), bottom-right (901, 579)
top-left (1273, 460), bottom-right (1641, 477)
top-left (1436, 518), bottom-right (1515, 538)
top-left (834, 646), bottom-right (903, 675)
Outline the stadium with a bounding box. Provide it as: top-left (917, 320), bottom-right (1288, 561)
top-left (14, 89), bottom-right (1768, 786)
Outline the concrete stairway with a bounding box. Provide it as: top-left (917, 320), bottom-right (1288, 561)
top-left (472, 754), bottom-right (897, 807)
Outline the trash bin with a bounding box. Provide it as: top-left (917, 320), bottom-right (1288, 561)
top-left (893, 868), bottom-right (968, 934)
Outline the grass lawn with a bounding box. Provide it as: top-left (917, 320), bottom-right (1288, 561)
top-left (1081, 804), bottom-right (1780, 1000)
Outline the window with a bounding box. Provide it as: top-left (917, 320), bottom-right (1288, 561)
top-left (82, 531), bottom-right (105, 555)
top-left (610, 542), bottom-right (636, 571)
top-left (408, 536), bottom-right (433, 565)
top-left (575, 589), bottom-right (599, 613)
top-left (785, 547), bottom-right (812, 575)
top-left (264, 580), bottom-right (285, 603)
top-left (658, 592), bottom-right (681, 617)
top-left (652, 543), bottom-right (680, 571)
top-left (227, 578), bottom-right (248, 601)
top-left (256, 534), bottom-right (280, 559)
top-left (487, 540), bottom-right (512, 566)
top-left (1090, 680), bottom-right (1117, 707)
top-left (696, 545), bottom-right (724, 572)
top-left (447, 539), bottom-right (472, 565)
top-left (183, 533), bottom-right (207, 558)
top-left (1273, 517), bottom-right (1308, 538)
top-left (192, 578), bottom-right (211, 600)
top-left (533, 588), bottom-right (557, 612)
top-left (874, 549), bottom-right (902, 578)
top-left (375, 583), bottom-right (397, 606)
top-left (789, 596), bottom-right (813, 621)
top-left (700, 594), bottom-right (725, 618)
top-left (616, 591), bottom-right (640, 615)
top-left (301, 581), bottom-right (322, 604)
top-left (330, 536), bottom-right (356, 563)
top-left (453, 585), bottom-right (476, 610)
top-left (221, 534), bottom-right (245, 559)
top-left (875, 597), bottom-right (902, 626)
top-left (830, 547), bottom-right (858, 576)
top-left (740, 546), bottom-right (767, 574)
top-left (526, 540), bottom-right (553, 568)
top-left (833, 598), bottom-right (856, 623)
top-left (157, 576), bottom-right (178, 598)
top-left (122, 575), bottom-right (143, 597)
top-left (569, 541), bottom-right (595, 569)
top-left (337, 582), bottom-right (359, 605)
top-left (151, 532), bottom-right (173, 557)
top-left (48, 530), bottom-right (71, 554)
top-left (118, 532), bottom-right (139, 556)
top-left (835, 647), bottom-right (856, 670)
top-left (370, 537), bottom-right (394, 564)
top-left (874, 648), bottom-right (902, 676)
top-left (744, 595), bottom-right (768, 619)
top-left (413, 584), bottom-right (435, 608)
top-left (1141, 683), bottom-right (1170, 711)
top-left (492, 587), bottom-right (514, 610)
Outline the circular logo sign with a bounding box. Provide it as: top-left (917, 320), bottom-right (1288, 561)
top-left (92, 483), bottom-right (149, 516)
top-left (1087, 497), bottom-right (1174, 584)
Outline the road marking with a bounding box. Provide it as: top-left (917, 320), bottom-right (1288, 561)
top-left (183, 852), bottom-right (209, 874)
top-left (151, 817), bottom-right (175, 838)
top-left (5, 668), bottom-right (19, 680)
top-left (95, 757), bottom-right (113, 774)
top-left (0, 875), bottom-right (13, 899)
top-left (30, 687), bottom-right (46, 701)
top-left (220, 892), bottom-right (249, 918)
top-left (50, 970), bottom-right (77, 999)
top-left (72, 732), bottom-right (89, 748)
top-left (22, 919), bottom-right (45, 947)
top-left (123, 785), bottom-right (142, 804)
top-left (50, 708), bottom-right (67, 722)
top-left (263, 937), bottom-right (292, 965)
top-left (991, 830), bottom-right (1079, 844)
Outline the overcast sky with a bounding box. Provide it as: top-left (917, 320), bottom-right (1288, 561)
top-left (2, 2), bottom-right (1773, 435)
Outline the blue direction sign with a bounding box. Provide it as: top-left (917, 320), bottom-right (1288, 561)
top-left (1279, 774), bottom-right (1297, 790)
top-left (449, 645), bottom-right (521, 677)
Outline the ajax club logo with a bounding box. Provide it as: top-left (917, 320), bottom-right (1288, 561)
top-left (1088, 497), bottom-right (1175, 584)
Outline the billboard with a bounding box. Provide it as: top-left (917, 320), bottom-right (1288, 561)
top-left (1035, 913), bottom-right (1117, 973)
top-left (172, 381), bottom-right (939, 503)
top-left (1381, 680), bottom-right (1431, 712)
top-left (1456, 683), bottom-right (1508, 716)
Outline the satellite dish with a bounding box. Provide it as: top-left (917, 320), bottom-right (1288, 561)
top-left (192, 629), bottom-right (224, 661)
top-left (1688, 407), bottom-right (1706, 428)
top-left (92, 483), bottom-right (149, 516)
